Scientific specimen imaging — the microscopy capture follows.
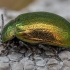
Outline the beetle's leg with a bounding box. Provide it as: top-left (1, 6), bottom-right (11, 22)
top-left (23, 45), bottom-right (33, 57)
top-left (38, 44), bottom-right (62, 61)
top-left (18, 41), bottom-right (33, 56)
top-left (18, 41), bottom-right (31, 50)
top-left (19, 41), bottom-right (41, 57)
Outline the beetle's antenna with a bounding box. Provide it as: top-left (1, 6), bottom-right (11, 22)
top-left (1, 14), bottom-right (4, 32)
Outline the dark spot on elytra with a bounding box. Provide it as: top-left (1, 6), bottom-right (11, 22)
top-left (30, 29), bottom-right (56, 42)
top-left (20, 29), bottom-right (56, 42)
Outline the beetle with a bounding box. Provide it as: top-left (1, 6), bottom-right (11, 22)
top-left (1, 12), bottom-right (70, 59)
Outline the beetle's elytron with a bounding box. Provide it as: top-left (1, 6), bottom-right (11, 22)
top-left (2, 12), bottom-right (70, 48)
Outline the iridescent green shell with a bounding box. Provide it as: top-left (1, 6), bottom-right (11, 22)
top-left (2, 12), bottom-right (70, 48)
top-left (2, 20), bottom-right (15, 42)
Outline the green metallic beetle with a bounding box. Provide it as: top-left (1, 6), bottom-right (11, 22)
top-left (1, 12), bottom-right (70, 48)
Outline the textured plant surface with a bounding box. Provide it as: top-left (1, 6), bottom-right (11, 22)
top-left (0, 44), bottom-right (70, 70)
